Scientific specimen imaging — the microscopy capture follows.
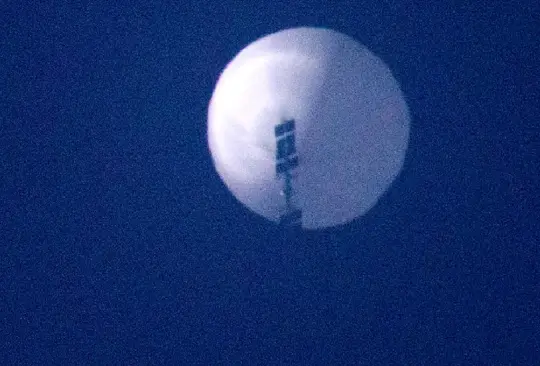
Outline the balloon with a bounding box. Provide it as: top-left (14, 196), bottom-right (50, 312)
top-left (207, 27), bottom-right (410, 229)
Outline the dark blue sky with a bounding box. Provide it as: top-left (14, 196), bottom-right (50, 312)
top-left (2, 1), bottom-right (538, 364)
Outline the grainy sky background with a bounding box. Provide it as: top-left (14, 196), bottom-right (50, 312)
top-left (2, 0), bottom-right (538, 364)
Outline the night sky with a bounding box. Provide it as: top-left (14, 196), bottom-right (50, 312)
top-left (2, 1), bottom-right (538, 364)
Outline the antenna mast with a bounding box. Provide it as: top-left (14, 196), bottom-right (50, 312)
top-left (275, 119), bottom-right (302, 228)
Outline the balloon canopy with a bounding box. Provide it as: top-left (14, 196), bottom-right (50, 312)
top-left (207, 27), bottom-right (410, 229)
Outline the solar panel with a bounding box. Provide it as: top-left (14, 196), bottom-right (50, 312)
top-left (274, 119), bottom-right (295, 137)
top-left (276, 134), bottom-right (296, 161)
top-left (276, 156), bottom-right (299, 175)
top-left (275, 119), bottom-right (302, 229)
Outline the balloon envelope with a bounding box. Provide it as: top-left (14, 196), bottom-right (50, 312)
top-left (208, 27), bottom-right (410, 229)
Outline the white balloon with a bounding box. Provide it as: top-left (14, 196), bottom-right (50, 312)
top-left (208, 27), bottom-right (410, 229)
